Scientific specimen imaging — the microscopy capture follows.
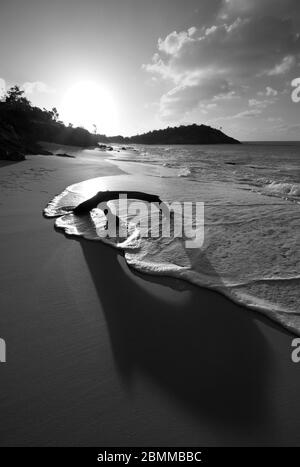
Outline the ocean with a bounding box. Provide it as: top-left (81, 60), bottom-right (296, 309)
top-left (44, 142), bottom-right (300, 334)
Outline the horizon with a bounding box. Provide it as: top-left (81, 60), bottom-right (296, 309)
top-left (1, 0), bottom-right (300, 141)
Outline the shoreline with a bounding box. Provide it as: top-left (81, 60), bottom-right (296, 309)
top-left (44, 146), bottom-right (300, 337)
top-left (0, 146), bottom-right (300, 446)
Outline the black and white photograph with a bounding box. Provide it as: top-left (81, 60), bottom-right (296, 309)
top-left (1, 0), bottom-right (300, 451)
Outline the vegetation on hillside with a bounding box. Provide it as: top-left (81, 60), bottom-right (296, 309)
top-left (0, 86), bottom-right (99, 160)
top-left (0, 85), bottom-right (240, 161)
top-left (104, 124), bottom-right (241, 145)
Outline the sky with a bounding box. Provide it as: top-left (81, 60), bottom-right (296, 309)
top-left (1, 0), bottom-right (300, 140)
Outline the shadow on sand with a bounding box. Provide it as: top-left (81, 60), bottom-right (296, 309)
top-left (0, 160), bottom-right (21, 168)
top-left (80, 238), bottom-right (273, 432)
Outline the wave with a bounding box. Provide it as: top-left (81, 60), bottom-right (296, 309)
top-left (44, 176), bottom-right (300, 336)
top-left (177, 167), bottom-right (192, 177)
top-left (249, 178), bottom-right (300, 203)
top-left (263, 181), bottom-right (300, 198)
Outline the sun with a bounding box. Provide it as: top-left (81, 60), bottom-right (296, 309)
top-left (60, 81), bottom-right (118, 136)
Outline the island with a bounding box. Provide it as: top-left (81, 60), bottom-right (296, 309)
top-left (103, 124), bottom-right (241, 145)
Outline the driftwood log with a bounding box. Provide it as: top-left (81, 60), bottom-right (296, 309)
top-left (73, 190), bottom-right (165, 215)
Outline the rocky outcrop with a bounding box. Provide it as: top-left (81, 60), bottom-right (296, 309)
top-left (0, 85), bottom-right (100, 162)
top-left (0, 122), bottom-right (54, 160)
top-left (0, 122), bottom-right (26, 161)
top-left (73, 190), bottom-right (164, 215)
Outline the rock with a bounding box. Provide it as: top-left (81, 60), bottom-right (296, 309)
top-left (0, 122), bottom-right (26, 161)
top-left (9, 151), bottom-right (26, 161)
top-left (0, 147), bottom-right (25, 161)
top-left (74, 190), bottom-right (164, 215)
top-left (56, 153), bottom-right (75, 158)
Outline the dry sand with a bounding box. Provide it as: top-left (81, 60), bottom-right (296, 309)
top-left (0, 147), bottom-right (300, 446)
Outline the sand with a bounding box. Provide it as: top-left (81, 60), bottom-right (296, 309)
top-left (0, 147), bottom-right (300, 446)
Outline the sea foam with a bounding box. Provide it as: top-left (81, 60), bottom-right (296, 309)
top-left (44, 159), bottom-right (300, 335)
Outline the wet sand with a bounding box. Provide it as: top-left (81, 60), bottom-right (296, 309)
top-left (0, 148), bottom-right (300, 446)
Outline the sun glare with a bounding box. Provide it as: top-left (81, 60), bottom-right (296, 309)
top-left (60, 81), bottom-right (118, 135)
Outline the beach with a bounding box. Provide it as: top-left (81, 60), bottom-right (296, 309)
top-left (0, 147), bottom-right (300, 446)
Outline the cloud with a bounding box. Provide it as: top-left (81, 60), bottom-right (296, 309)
top-left (157, 27), bottom-right (196, 55)
top-left (267, 117), bottom-right (283, 123)
top-left (158, 76), bottom-right (233, 119)
top-left (22, 81), bottom-right (55, 95)
top-left (249, 93), bottom-right (277, 109)
top-left (266, 55), bottom-right (295, 76)
top-left (232, 109), bottom-right (262, 118)
top-left (213, 90), bottom-right (238, 101)
top-left (285, 124), bottom-right (300, 133)
top-left (274, 123), bottom-right (300, 134)
top-left (0, 78), bottom-right (6, 99)
top-left (249, 99), bottom-right (271, 109)
top-left (219, 0), bottom-right (299, 20)
top-left (210, 107), bottom-right (262, 124)
top-left (0, 79), bottom-right (54, 101)
top-left (258, 86), bottom-right (278, 97)
top-left (143, 0), bottom-right (300, 120)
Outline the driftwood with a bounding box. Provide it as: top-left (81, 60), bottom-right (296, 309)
top-left (73, 190), bottom-right (164, 215)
